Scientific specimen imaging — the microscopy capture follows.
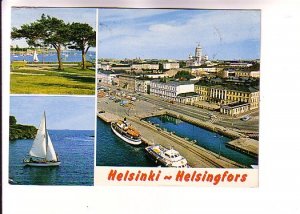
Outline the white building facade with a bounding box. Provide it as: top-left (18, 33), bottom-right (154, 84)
top-left (135, 79), bottom-right (150, 93)
top-left (162, 62), bottom-right (180, 70)
top-left (97, 72), bottom-right (117, 85)
top-left (150, 80), bottom-right (195, 101)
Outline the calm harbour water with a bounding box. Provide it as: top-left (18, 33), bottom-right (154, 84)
top-left (9, 130), bottom-right (94, 185)
top-left (96, 119), bottom-right (156, 167)
top-left (10, 50), bottom-right (95, 63)
top-left (97, 116), bottom-right (258, 168)
top-left (145, 115), bottom-right (258, 167)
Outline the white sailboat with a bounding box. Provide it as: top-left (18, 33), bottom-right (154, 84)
top-left (33, 50), bottom-right (39, 62)
top-left (23, 112), bottom-right (61, 166)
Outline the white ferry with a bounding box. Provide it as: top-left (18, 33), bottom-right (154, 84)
top-left (111, 118), bottom-right (142, 145)
top-left (145, 145), bottom-right (188, 168)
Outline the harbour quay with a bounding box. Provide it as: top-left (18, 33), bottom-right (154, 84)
top-left (97, 96), bottom-right (257, 168)
top-left (226, 138), bottom-right (258, 158)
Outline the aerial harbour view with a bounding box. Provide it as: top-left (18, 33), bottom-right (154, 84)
top-left (96, 9), bottom-right (260, 168)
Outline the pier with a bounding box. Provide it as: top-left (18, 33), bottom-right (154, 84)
top-left (129, 117), bottom-right (245, 168)
top-left (97, 96), bottom-right (257, 168)
top-left (226, 138), bottom-right (259, 157)
top-left (97, 112), bottom-right (122, 123)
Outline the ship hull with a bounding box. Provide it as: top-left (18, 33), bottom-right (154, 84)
top-left (111, 123), bottom-right (142, 145)
top-left (145, 145), bottom-right (188, 168)
top-left (24, 161), bottom-right (61, 167)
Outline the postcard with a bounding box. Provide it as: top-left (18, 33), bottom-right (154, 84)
top-left (6, 0), bottom-right (294, 213)
top-left (5, 5), bottom-right (260, 187)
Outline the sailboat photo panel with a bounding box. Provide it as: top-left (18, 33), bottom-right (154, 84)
top-left (9, 96), bottom-right (95, 185)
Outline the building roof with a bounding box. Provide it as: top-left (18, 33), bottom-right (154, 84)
top-left (195, 78), bottom-right (259, 92)
top-left (177, 92), bottom-right (199, 97)
top-left (151, 79), bottom-right (196, 86)
top-left (222, 101), bottom-right (249, 108)
top-left (98, 69), bottom-right (124, 75)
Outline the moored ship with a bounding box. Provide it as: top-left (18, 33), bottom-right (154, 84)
top-left (145, 145), bottom-right (188, 168)
top-left (111, 118), bottom-right (142, 145)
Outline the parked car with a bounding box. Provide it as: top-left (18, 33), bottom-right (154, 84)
top-left (241, 115), bottom-right (251, 121)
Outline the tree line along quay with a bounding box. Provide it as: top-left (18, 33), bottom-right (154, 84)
top-left (11, 14), bottom-right (96, 70)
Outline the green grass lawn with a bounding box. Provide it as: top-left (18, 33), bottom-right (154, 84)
top-left (10, 64), bottom-right (95, 95)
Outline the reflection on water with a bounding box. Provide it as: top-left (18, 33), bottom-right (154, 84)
top-left (96, 119), bottom-right (156, 167)
top-left (145, 115), bottom-right (258, 167)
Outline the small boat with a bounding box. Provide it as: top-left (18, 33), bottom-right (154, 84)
top-left (111, 118), bottom-right (142, 145)
top-left (145, 145), bottom-right (188, 168)
top-left (23, 112), bottom-right (61, 166)
top-left (33, 50), bottom-right (39, 62)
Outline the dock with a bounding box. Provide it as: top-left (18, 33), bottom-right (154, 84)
top-left (226, 138), bottom-right (259, 157)
top-left (165, 110), bottom-right (247, 139)
top-left (97, 112), bottom-right (122, 123)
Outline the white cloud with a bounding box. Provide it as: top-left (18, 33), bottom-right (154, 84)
top-left (98, 10), bottom-right (260, 59)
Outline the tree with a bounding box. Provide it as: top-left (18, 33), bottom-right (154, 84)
top-left (9, 116), bottom-right (17, 126)
top-left (11, 14), bottom-right (70, 70)
top-left (68, 23), bottom-right (96, 69)
top-left (175, 70), bottom-right (195, 80)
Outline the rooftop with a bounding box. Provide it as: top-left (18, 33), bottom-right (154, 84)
top-left (195, 78), bottom-right (259, 92)
top-left (152, 79), bottom-right (196, 86)
top-left (177, 92), bottom-right (199, 97)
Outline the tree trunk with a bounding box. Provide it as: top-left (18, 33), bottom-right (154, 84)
top-left (56, 45), bottom-right (63, 70)
top-left (82, 49), bottom-right (86, 70)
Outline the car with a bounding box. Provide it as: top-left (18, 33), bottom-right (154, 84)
top-left (241, 115), bottom-right (251, 121)
top-left (209, 114), bottom-right (217, 119)
top-left (98, 110), bottom-right (105, 114)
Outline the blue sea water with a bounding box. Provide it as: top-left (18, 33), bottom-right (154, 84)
top-left (145, 115), bottom-right (258, 167)
top-left (96, 119), bottom-right (156, 167)
top-left (10, 50), bottom-right (95, 63)
top-left (9, 130), bottom-right (94, 185)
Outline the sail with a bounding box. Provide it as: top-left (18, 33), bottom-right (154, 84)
top-left (29, 114), bottom-right (47, 158)
top-left (33, 50), bottom-right (39, 62)
top-left (46, 131), bottom-right (57, 162)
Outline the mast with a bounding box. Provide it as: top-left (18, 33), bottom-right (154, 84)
top-left (44, 111), bottom-right (48, 161)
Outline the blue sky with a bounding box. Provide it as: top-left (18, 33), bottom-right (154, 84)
top-left (11, 8), bottom-right (96, 48)
top-left (10, 96), bottom-right (95, 130)
top-left (98, 9), bottom-right (260, 60)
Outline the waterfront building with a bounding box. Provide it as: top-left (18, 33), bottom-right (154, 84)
top-left (97, 70), bottom-right (118, 85)
top-left (150, 80), bottom-right (196, 101)
top-left (118, 75), bottom-right (136, 92)
top-left (131, 63), bottom-right (159, 71)
top-left (97, 62), bottom-right (111, 70)
top-left (175, 92), bottom-right (200, 105)
top-left (111, 64), bottom-right (131, 72)
top-left (162, 62), bottom-right (180, 70)
top-left (219, 70), bottom-right (260, 78)
top-left (235, 70), bottom-right (260, 78)
top-left (228, 62), bottom-right (253, 67)
top-left (220, 102), bottom-right (250, 116)
top-left (194, 79), bottom-right (259, 114)
top-left (135, 78), bottom-right (150, 94)
top-left (146, 73), bottom-right (168, 79)
top-left (186, 44), bottom-right (209, 67)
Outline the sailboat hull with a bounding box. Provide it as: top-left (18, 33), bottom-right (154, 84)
top-left (24, 161), bottom-right (61, 167)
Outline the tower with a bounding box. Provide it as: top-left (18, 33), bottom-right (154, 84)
top-left (195, 43), bottom-right (202, 65)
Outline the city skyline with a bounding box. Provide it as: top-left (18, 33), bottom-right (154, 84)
top-left (98, 9), bottom-right (260, 60)
top-left (10, 96), bottom-right (95, 130)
